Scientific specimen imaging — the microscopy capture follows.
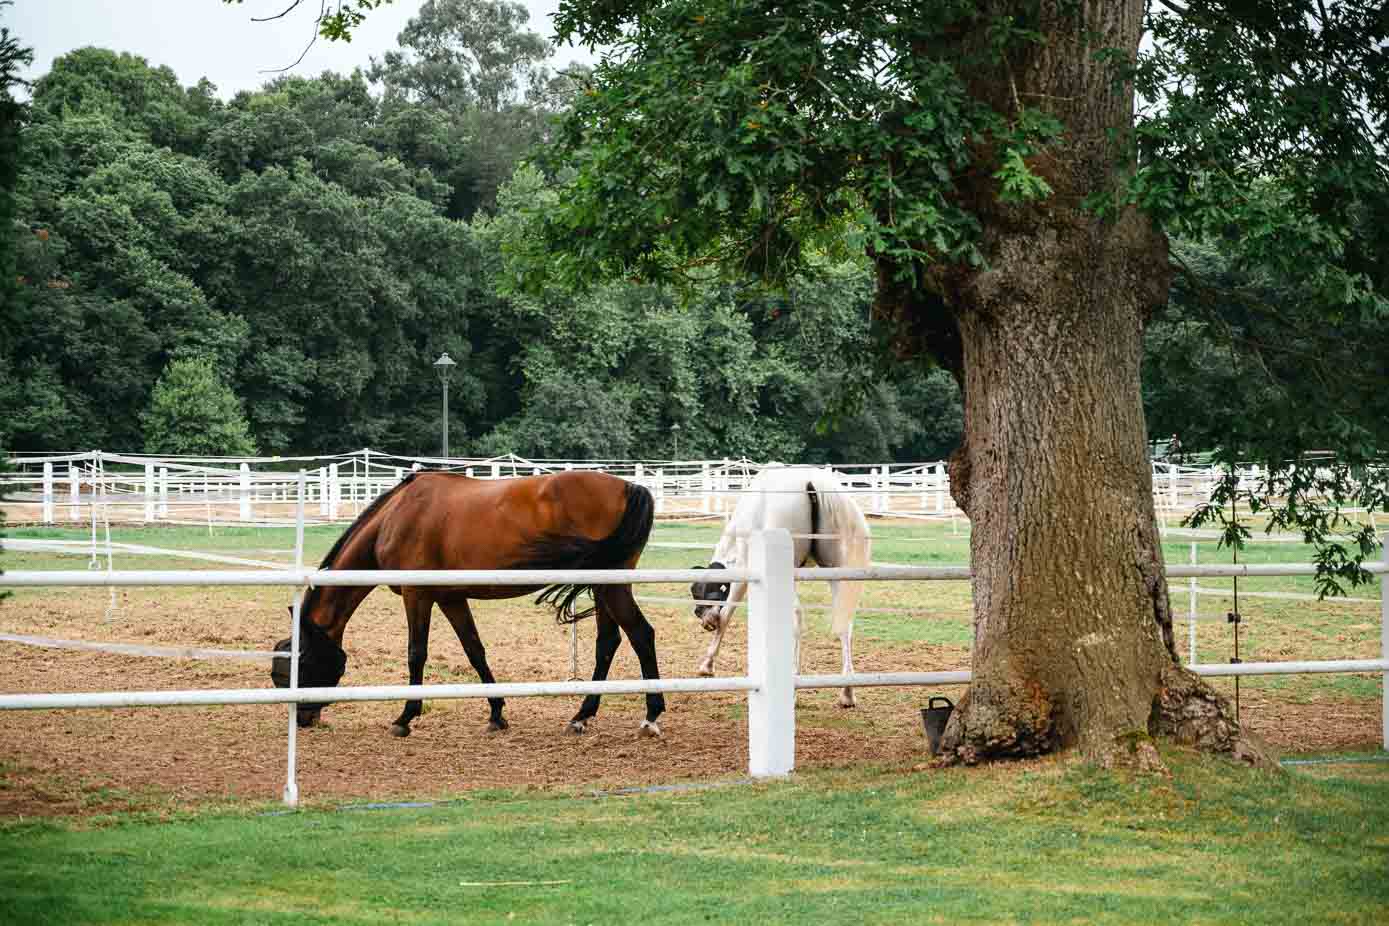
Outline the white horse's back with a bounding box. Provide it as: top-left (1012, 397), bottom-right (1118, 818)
top-left (729, 466), bottom-right (871, 634)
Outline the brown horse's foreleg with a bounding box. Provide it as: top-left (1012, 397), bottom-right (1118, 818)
top-left (390, 588), bottom-right (433, 737)
top-left (439, 598), bottom-right (507, 732)
top-left (567, 610), bottom-right (622, 735)
top-left (600, 584), bottom-right (665, 737)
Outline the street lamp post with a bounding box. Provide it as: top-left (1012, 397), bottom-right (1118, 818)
top-left (670, 422), bottom-right (681, 461)
top-left (434, 352), bottom-right (456, 460)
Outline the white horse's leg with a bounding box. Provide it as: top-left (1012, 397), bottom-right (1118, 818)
top-left (698, 585), bottom-right (747, 676)
top-left (837, 622), bottom-right (856, 708)
top-left (697, 615), bottom-right (727, 677)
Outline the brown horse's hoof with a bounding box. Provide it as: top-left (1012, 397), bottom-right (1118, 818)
top-left (388, 723), bottom-right (411, 738)
top-left (567, 720), bottom-right (587, 735)
top-left (486, 718), bottom-right (509, 733)
top-left (638, 720), bottom-right (663, 739)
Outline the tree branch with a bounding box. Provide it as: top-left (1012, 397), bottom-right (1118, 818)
top-left (250, 0), bottom-right (305, 23)
top-left (258, 0), bottom-right (327, 73)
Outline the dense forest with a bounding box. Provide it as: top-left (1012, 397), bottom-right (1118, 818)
top-left (2, 2), bottom-right (1384, 465)
top-left (0, 9), bottom-right (961, 462)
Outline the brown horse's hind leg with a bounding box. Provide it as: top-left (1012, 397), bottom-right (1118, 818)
top-left (390, 588), bottom-right (433, 737)
top-left (438, 598), bottom-right (507, 732)
top-left (598, 584), bottom-right (666, 737)
top-left (567, 609), bottom-right (622, 735)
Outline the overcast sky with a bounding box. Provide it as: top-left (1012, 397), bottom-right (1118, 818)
top-left (7, 1), bottom-right (595, 98)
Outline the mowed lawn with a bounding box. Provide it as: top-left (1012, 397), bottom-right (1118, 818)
top-left (2, 747), bottom-right (1388, 925)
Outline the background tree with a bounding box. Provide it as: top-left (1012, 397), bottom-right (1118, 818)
top-left (517, 0), bottom-right (1389, 767)
top-left (0, 4), bottom-right (30, 600)
top-left (5, 39), bottom-right (958, 462)
top-left (142, 356), bottom-right (257, 456)
top-left (368, 0), bottom-right (559, 217)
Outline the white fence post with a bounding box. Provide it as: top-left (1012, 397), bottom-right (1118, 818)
top-left (68, 463), bottom-right (80, 522)
top-left (318, 468), bottom-right (329, 517)
top-left (41, 462), bottom-right (54, 524)
top-left (285, 469), bottom-right (307, 807)
top-left (655, 468), bottom-right (665, 515)
top-left (747, 528), bottom-right (796, 778)
top-left (239, 463), bottom-right (251, 522)
top-left (143, 462), bottom-right (154, 523)
top-left (1381, 542), bottom-right (1387, 751)
top-left (328, 463), bottom-right (340, 520)
top-left (158, 467), bottom-right (169, 517)
top-left (701, 462), bottom-right (711, 514)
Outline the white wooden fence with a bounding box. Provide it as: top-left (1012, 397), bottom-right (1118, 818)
top-left (1, 482), bottom-right (1385, 806)
top-left (2, 448), bottom-right (1291, 527)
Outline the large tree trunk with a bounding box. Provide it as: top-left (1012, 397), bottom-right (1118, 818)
top-left (893, 1), bottom-right (1274, 768)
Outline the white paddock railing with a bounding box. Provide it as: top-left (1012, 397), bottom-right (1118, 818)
top-left (1, 534), bottom-right (1386, 807)
top-left (14, 449), bottom-right (1318, 526)
top-left (5, 450), bottom-right (961, 524)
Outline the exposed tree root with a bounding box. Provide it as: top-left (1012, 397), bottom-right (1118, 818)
top-left (936, 671), bottom-right (1060, 765)
top-left (1151, 663), bottom-right (1279, 769)
top-left (936, 662), bottom-right (1279, 772)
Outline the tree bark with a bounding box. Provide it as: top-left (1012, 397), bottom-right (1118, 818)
top-left (895, 0), bottom-right (1275, 768)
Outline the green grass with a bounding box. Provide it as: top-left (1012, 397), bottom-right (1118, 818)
top-left (1, 748), bottom-right (1386, 924)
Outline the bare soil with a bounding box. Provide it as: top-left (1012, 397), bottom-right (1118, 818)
top-left (0, 584), bottom-right (1380, 818)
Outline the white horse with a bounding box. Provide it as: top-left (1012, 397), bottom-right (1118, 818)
top-left (689, 466), bottom-right (871, 707)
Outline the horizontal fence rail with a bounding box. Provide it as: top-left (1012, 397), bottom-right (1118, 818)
top-left (0, 567), bottom-right (755, 588)
top-left (0, 677), bottom-right (760, 712)
top-left (7, 563), bottom-right (1380, 589)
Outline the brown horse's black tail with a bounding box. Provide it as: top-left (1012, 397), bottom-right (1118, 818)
top-left (528, 481), bottom-right (655, 624)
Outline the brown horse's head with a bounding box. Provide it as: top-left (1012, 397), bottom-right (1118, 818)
top-left (270, 613), bottom-right (348, 727)
top-left (690, 562), bottom-right (731, 631)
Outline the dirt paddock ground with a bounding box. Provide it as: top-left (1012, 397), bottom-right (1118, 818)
top-left (0, 577), bottom-right (1381, 818)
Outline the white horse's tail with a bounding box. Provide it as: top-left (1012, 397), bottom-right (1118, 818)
top-left (809, 471), bottom-right (872, 635)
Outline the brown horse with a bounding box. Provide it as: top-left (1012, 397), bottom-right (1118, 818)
top-left (269, 469), bottom-right (664, 737)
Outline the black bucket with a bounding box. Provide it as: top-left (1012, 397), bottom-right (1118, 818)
top-left (920, 696), bottom-right (954, 756)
